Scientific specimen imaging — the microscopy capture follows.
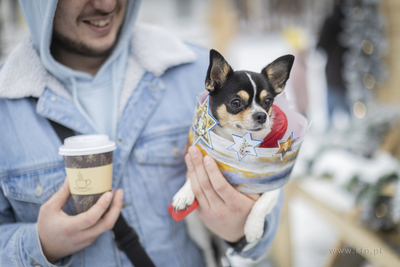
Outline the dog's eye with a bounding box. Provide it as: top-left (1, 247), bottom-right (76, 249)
top-left (264, 99), bottom-right (272, 107)
top-left (230, 99), bottom-right (243, 109)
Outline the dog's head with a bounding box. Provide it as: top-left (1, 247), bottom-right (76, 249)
top-left (205, 49), bottom-right (294, 140)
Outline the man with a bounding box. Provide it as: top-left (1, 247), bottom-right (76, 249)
top-left (317, 1), bottom-right (350, 126)
top-left (0, 0), bottom-right (283, 266)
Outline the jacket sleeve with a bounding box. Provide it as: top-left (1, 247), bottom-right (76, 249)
top-left (228, 189), bottom-right (284, 260)
top-left (0, 186), bottom-right (73, 267)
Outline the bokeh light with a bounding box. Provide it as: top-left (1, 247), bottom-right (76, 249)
top-left (363, 73), bottom-right (376, 89)
top-left (361, 40), bottom-right (374, 54)
top-left (375, 203), bottom-right (388, 218)
top-left (353, 101), bottom-right (367, 118)
top-left (353, 7), bottom-right (365, 21)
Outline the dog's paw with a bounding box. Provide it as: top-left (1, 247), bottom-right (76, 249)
top-left (171, 184), bottom-right (195, 212)
top-left (244, 217), bottom-right (265, 243)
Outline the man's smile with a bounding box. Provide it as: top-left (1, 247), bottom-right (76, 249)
top-left (81, 15), bottom-right (115, 36)
top-left (84, 17), bottom-right (112, 27)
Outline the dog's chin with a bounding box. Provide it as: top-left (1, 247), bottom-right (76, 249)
top-left (212, 124), bottom-right (272, 142)
top-left (248, 127), bottom-right (271, 140)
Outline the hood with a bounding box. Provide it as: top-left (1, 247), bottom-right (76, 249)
top-left (18, 0), bottom-right (141, 81)
top-left (0, 23), bottom-right (197, 101)
top-left (18, 0), bottom-right (141, 140)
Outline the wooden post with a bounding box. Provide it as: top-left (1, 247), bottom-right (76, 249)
top-left (270, 185), bottom-right (293, 267)
top-left (378, 0), bottom-right (400, 104)
top-left (379, 0), bottom-right (400, 158)
top-left (291, 183), bottom-right (400, 267)
top-left (209, 0), bottom-right (238, 54)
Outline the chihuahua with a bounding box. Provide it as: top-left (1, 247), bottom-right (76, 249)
top-left (172, 50), bottom-right (294, 265)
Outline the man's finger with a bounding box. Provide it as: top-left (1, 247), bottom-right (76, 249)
top-left (45, 178), bottom-right (71, 210)
top-left (183, 138), bottom-right (190, 156)
top-left (203, 155), bottom-right (240, 203)
top-left (244, 193), bottom-right (261, 202)
top-left (83, 189), bottom-right (124, 238)
top-left (74, 191), bottom-right (114, 230)
top-left (185, 153), bottom-right (210, 210)
top-left (188, 147), bottom-right (224, 207)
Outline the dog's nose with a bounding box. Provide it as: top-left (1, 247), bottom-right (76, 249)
top-left (253, 112), bottom-right (266, 124)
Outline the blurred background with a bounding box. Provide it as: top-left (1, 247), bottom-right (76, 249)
top-left (1, 0), bottom-right (400, 266)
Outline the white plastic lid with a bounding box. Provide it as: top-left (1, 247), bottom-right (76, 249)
top-left (59, 134), bottom-right (116, 156)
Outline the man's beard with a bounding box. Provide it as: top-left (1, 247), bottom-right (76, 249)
top-left (52, 31), bottom-right (115, 58)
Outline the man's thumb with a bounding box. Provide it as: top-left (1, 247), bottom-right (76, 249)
top-left (46, 178), bottom-right (71, 209)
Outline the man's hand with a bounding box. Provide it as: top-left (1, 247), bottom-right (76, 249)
top-left (185, 146), bottom-right (260, 242)
top-left (37, 178), bottom-right (123, 263)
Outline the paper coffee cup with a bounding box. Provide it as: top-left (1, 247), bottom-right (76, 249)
top-left (59, 135), bottom-right (116, 214)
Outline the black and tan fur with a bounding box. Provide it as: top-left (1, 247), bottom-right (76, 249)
top-left (205, 49), bottom-right (294, 141)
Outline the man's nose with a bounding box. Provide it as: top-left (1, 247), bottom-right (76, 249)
top-left (253, 112), bottom-right (266, 124)
top-left (91, 0), bottom-right (117, 13)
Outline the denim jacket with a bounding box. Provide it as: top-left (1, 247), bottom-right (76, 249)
top-left (0, 25), bottom-right (283, 267)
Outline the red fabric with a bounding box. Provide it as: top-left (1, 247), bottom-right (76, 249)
top-left (168, 199), bottom-right (199, 222)
top-left (259, 105), bottom-right (288, 148)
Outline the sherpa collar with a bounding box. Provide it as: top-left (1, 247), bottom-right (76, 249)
top-left (0, 23), bottom-right (197, 100)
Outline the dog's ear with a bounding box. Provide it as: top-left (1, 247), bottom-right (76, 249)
top-left (261, 55), bottom-right (294, 95)
top-left (205, 49), bottom-right (233, 94)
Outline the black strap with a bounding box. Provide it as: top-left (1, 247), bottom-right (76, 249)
top-left (113, 215), bottom-right (156, 267)
top-left (47, 117), bottom-right (155, 267)
top-left (48, 119), bottom-right (75, 142)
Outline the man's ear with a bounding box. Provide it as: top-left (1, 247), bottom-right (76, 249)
top-left (261, 55), bottom-right (295, 95)
top-left (205, 49), bottom-right (233, 94)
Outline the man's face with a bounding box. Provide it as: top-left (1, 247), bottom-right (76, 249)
top-left (53, 0), bottom-right (127, 57)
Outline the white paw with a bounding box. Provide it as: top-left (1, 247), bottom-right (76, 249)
top-left (172, 180), bottom-right (195, 211)
top-left (244, 217), bottom-right (265, 243)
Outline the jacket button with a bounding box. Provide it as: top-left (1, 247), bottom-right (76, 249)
top-left (50, 96), bottom-right (57, 102)
top-left (30, 257), bottom-right (42, 267)
top-left (35, 185), bottom-right (43, 197)
top-left (117, 137), bottom-right (124, 145)
top-left (35, 176), bottom-right (43, 197)
top-left (150, 84), bottom-right (157, 91)
top-left (172, 140), bottom-right (181, 158)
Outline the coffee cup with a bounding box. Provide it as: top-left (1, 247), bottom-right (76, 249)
top-left (59, 135), bottom-right (116, 214)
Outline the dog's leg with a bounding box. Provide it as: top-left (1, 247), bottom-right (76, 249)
top-left (171, 179), bottom-right (195, 211)
top-left (244, 188), bottom-right (281, 243)
top-left (172, 181), bottom-right (218, 267)
top-left (185, 212), bottom-right (218, 267)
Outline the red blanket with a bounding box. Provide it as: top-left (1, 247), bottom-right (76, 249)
top-left (259, 105), bottom-right (288, 148)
